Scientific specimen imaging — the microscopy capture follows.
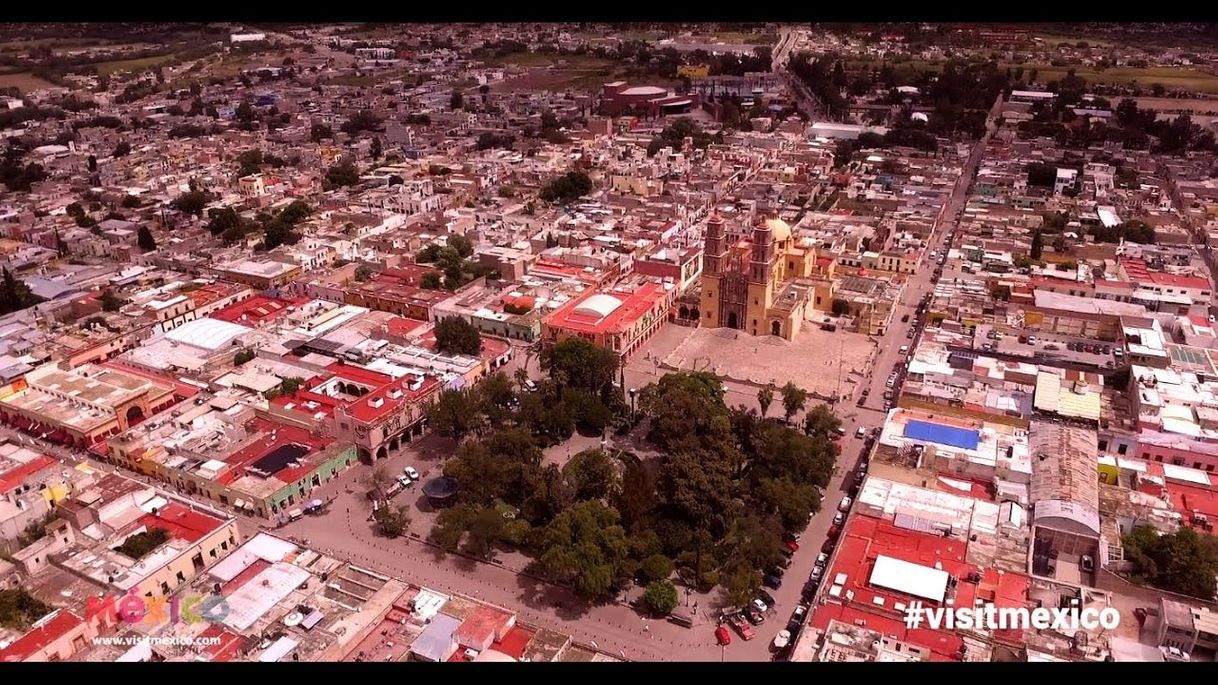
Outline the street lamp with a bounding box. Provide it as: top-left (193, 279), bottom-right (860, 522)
top-left (628, 388), bottom-right (636, 419)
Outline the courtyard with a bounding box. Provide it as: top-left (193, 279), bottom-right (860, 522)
top-left (656, 324), bottom-right (877, 401)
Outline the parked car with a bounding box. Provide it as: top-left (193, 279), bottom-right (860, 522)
top-left (833, 511), bottom-right (845, 526)
top-left (810, 566), bottom-right (823, 582)
top-left (815, 553), bottom-right (829, 568)
top-left (752, 597), bottom-right (769, 614)
top-left (784, 538), bottom-right (799, 553)
top-left (762, 574), bottom-right (783, 590)
top-left (777, 555), bottom-right (793, 570)
top-left (855, 426), bottom-right (866, 439)
top-left (716, 624), bottom-right (732, 646)
top-left (1101, 345), bottom-right (1111, 355)
top-left (783, 530), bottom-right (801, 542)
top-left (791, 604), bottom-right (808, 624)
top-left (758, 590), bottom-right (777, 607)
top-left (772, 629), bottom-right (792, 651)
top-left (1027, 336), bottom-right (1038, 345)
top-left (827, 524), bottom-right (841, 540)
top-left (901, 314), bottom-right (910, 323)
top-left (1018, 335), bottom-right (1028, 344)
top-left (1044, 344), bottom-right (1060, 351)
top-left (766, 566), bottom-right (786, 580)
top-left (838, 496), bottom-right (852, 512)
top-left (403, 466), bottom-right (420, 481)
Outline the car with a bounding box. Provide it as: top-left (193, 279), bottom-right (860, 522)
top-left (801, 581), bottom-right (819, 602)
top-left (1067, 342), bottom-right (1079, 352)
top-left (833, 512), bottom-right (845, 526)
top-left (744, 605), bottom-right (765, 625)
top-left (396, 475), bottom-right (411, 488)
top-left (855, 427), bottom-right (866, 439)
top-left (901, 314), bottom-right (910, 323)
top-left (1018, 335), bottom-right (1028, 344)
top-left (715, 624), bottom-right (732, 646)
top-left (810, 566), bottom-right (823, 582)
top-left (838, 496), bottom-right (852, 512)
top-left (791, 604), bottom-right (808, 624)
top-left (1114, 348), bottom-right (1125, 359)
top-left (886, 378), bottom-right (896, 388)
top-left (763, 574), bottom-right (783, 590)
top-left (524, 380), bottom-right (538, 392)
top-left (784, 538), bottom-right (799, 553)
top-left (727, 612), bottom-right (755, 641)
top-left (752, 597), bottom-right (769, 614)
top-left (758, 590), bottom-right (777, 607)
top-left (783, 530), bottom-right (801, 543)
top-left (1101, 345), bottom-right (1111, 355)
top-left (780, 545), bottom-right (795, 559)
top-left (777, 555), bottom-right (793, 570)
top-left (766, 566), bottom-right (786, 580)
top-left (833, 425), bottom-right (847, 437)
top-left (821, 538), bottom-right (835, 555)
top-left (906, 330), bottom-right (914, 339)
top-left (1027, 336), bottom-right (1038, 345)
top-left (815, 553), bottom-right (829, 568)
top-left (403, 466), bottom-right (420, 481)
top-left (861, 388), bottom-right (870, 397)
top-left (1105, 360), bottom-right (1115, 368)
top-left (827, 524), bottom-right (841, 540)
top-left (1044, 344), bottom-right (1060, 351)
top-left (772, 629), bottom-right (792, 651)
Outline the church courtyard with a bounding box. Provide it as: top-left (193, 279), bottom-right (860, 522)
top-left (655, 324), bottom-right (876, 401)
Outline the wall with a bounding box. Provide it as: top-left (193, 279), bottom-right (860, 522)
top-left (132, 519), bottom-right (240, 599)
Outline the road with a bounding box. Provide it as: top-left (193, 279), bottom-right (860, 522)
top-left (854, 94), bottom-right (1004, 422)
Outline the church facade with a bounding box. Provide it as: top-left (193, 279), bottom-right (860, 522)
top-left (699, 214), bottom-right (832, 340)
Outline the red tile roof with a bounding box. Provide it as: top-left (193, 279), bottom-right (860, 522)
top-left (0, 611), bottom-right (85, 662)
top-left (543, 282), bottom-right (668, 336)
top-left (134, 501), bottom-right (225, 544)
top-left (197, 623), bottom-right (246, 662)
top-left (0, 455), bottom-right (57, 493)
top-left (210, 294), bottom-right (302, 325)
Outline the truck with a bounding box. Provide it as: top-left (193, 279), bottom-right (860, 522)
top-left (724, 610), bottom-right (755, 640)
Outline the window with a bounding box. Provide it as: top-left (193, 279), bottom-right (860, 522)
top-left (1118, 444), bottom-right (1128, 455)
top-left (221, 541), bottom-right (229, 551)
top-left (176, 571), bottom-right (185, 583)
top-left (1098, 440), bottom-right (1108, 451)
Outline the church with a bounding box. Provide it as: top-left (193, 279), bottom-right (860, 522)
top-left (699, 213), bottom-right (833, 340)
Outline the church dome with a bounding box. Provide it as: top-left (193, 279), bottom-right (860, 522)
top-left (765, 217), bottom-right (792, 242)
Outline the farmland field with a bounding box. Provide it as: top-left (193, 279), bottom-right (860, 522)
top-left (0, 71), bottom-right (55, 92)
top-left (845, 57), bottom-right (1218, 94)
top-left (93, 53), bottom-right (178, 76)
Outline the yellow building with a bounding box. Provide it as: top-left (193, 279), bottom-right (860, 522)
top-left (700, 214), bottom-right (829, 339)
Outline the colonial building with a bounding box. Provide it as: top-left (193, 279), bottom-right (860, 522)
top-left (699, 214), bottom-right (823, 340)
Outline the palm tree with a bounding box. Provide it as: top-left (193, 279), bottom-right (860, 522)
top-left (514, 367), bottom-right (530, 392)
top-left (757, 384), bottom-right (775, 418)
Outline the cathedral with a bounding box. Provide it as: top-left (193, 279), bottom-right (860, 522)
top-left (699, 213), bottom-right (832, 340)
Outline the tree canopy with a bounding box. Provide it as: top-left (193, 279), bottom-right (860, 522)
top-left (434, 316), bottom-right (482, 356)
top-left (1123, 525), bottom-right (1218, 600)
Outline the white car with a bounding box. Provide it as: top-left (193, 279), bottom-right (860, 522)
top-left (855, 427), bottom-right (866, 439)
top-left (752, 598), bottom-right (769, 614)
top-left (815, 553), bottom-right (828, 568)
top-left (773, 629), bottom-right (791, 650)
top-left (838, 496), bottom-right (852, 512)
top-left (403, 466), bottom-right (420, 481)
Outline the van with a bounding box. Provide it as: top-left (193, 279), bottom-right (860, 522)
top-left (899, 345), bottom-right (909, 355)
top-left (289, 509), bottom-right (304, 521)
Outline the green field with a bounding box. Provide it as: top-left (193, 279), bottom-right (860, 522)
top-left (0, 71), bottom-right (54, 92)
top-left (94, 53), bottom-right (178, 76)
top-left (846, 56), bottom-right (1218, 94)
